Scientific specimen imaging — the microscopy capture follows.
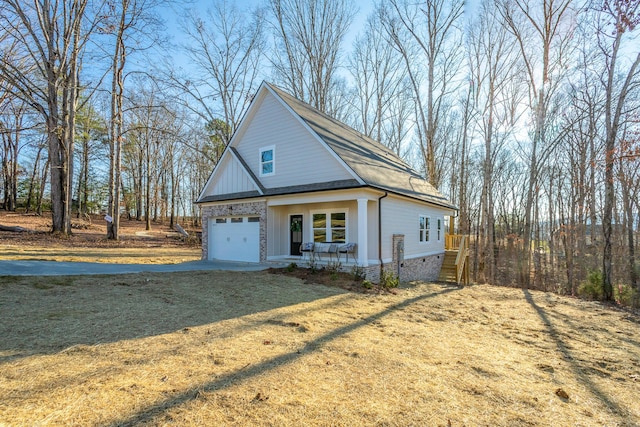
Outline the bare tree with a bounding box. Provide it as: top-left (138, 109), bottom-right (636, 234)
top-left (467, 0), bottom-right (523, 284)
top-left (452, 80), bottom-right (475, 237)
top-left (0, 36), bottom-right (16, 211)
top-left (617, 123), bottom-right (640, 305)
top-left (122, 82), bottom-right (163, 231)
top-left (348, 9), bottom-right (410, 153)
top-left (74, 98), bottom-right (107, 217)
top-left (175, 0), bottom-right (266, 146)
top-left (0, 0), bottom-right (92, 234)
top-left (499, 0), bottom-right (576, 287)
top-left (596, 0), bottom-right (640, 300)
top-left (269, 0), bottom-right (356, 115)
top-left (24, 139), bottom-right (47, 214)
top-left (120, 76), bottom-right (190, 231)
top-left (100, 0), bottom-right (163, 240)
top-left (381, 0), bottom-right (464, 187)
top-left (0, 99), bottom-right (26, 212)
top-left (556, 35), bottom-right (606, 294)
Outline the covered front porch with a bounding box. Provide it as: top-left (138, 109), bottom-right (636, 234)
top-left (265, 190), bottom-right (381, 268)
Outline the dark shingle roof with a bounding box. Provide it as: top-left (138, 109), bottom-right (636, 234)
top-left (198, 179), bottom-right (363, 204)
top-left (267, 83), bottom-right (456, 210)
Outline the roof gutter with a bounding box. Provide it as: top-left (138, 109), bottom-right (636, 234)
top-left (366, 184), bottom-right (457, 212)
top-left (378, 191), bottom-right (388, 278)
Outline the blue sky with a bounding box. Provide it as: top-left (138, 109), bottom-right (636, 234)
top-left (161, 0), bottom-right (480, 52)
top-left (152, 0), bottom-right (481, 106)
top-left (161, 0), bottom-right (375, 47)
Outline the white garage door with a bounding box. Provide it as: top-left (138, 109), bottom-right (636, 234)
top-left (208, 217), bottom-right (260, 262)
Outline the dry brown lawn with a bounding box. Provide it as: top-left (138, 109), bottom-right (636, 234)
top-left (1, 269), bottom-right (639, 427)
top-left (0, 245), bottom-right (200, 264)
top-left (0, 212), bottom-right (201, 264)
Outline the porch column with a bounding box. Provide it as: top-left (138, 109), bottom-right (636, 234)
top-left (357, 198), bottom-right (368, 266)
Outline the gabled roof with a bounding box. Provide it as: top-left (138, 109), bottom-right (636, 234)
top-left (265, 83), bottom-right (456, 210)
top-left (198, 82), bottom-right (455, 211)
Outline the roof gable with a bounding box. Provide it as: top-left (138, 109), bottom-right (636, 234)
top-left (267, 84), bottom-right (455, 209)
top-left (230, 84), bottom-right (358, 188)
top-left (198, 81), bottom-right (455, 210)
top-left (197, 149), bottom-right (262, 202)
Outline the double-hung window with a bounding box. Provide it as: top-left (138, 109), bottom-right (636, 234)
top-left (437, 218), bottom-right (442, 241)
top-left (312, 211), bottom-right (347, 242)
top-left (260, 146), bottom-right (275, 176)
top-left (419, 215), bottom-right (430, 243)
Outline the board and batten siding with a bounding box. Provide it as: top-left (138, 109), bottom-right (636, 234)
top-left (234, 91), bottom-right (353, 188)
top-left (380, 195), bottom-right (448, 262)
top-left (204, 154), bottom-right (257, 197)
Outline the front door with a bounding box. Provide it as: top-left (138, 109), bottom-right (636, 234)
top-left (290, 215), bottom-right (303, 256)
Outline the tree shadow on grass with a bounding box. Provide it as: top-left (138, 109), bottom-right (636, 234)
top-left (522, 289), bottom-right (637, 424)
top-left (107, 285), bottom-right (459, 426)
top-left (0, 270), bottom-right (351, 362)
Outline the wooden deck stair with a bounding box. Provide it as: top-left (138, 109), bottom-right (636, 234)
top-left (438, 250), bottom-right (459, 282)
top-left (439, 234), bottom-right (470, 285)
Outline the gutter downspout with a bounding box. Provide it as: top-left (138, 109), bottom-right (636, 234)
top-left (378, 192), bottom-right (388, 279)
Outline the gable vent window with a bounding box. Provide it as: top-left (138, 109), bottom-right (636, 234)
top-left (260, 146), bottom-right (275, 176)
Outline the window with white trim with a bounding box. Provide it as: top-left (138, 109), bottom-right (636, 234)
top-left (312, 210), bottom-right (347, 242)
top-left (419, 215), bottom-right (430, 242)
top-left (437, 218), bottom-right (442, 241)
top-left (259, 146), bottom-right (275, 176)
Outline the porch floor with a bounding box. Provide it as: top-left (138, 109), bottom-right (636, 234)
top-left (274, 255), bottom-right (362, 269)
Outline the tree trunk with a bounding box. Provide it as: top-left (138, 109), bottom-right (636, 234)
top-left (37, 158), bottom-right (49, 216)
top-left (47, 109), bottom-right (66, 234)
top-left (602, 40), bottom-right (640, 300)
top-left (25, 144), bottom-right (44, 213)
top-left (169, 179), bottom-right (176, 230)
top-left (108, 1), bottom-right (130, 240)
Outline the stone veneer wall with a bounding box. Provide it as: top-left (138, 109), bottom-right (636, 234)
top-left (200, 201), bottom-right (267, 261)
top-left (362, 253), bottom-right (443, 285)
top-left (363, 233), bottom-right (444, 284)
top-left (395, 253), bottom-right (444, 282)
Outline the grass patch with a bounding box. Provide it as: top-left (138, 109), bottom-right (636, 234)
top-left (26, 277), bottom-right (75, 289)
top-left (0, 275), bottom-right (22, 285)
top-left (46, 310), bottom-right (88, 320)
top-left (0, 244), bottom-right (201, 264)
top-left (49, 277), bottom-right (76, 286)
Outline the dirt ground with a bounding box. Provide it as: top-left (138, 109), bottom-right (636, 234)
top-left (0, 211), bottom-right (202, 263)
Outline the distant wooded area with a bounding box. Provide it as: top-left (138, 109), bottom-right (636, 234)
top-left (0, 0), bottom-right (638, 304)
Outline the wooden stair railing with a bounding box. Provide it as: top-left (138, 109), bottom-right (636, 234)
top-left (445, 234), bottom-right (462, 250)
top-left (454, 235), bottom-right (469, 285)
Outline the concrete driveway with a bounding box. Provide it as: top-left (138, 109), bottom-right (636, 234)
top-left (0, 259), bottom-right (285, 276)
